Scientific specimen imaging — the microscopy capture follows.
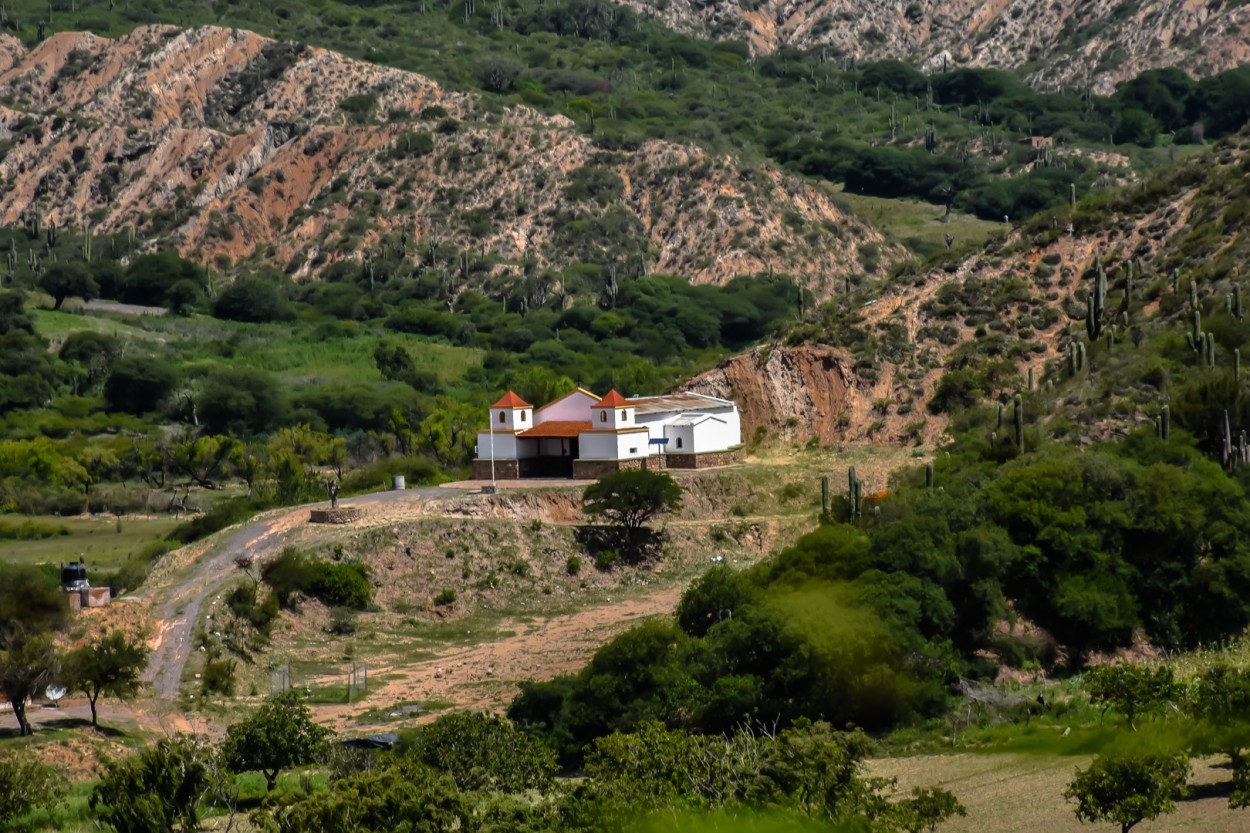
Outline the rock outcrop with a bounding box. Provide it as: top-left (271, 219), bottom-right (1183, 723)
top-left (0, 26), bottom-right (898, 295)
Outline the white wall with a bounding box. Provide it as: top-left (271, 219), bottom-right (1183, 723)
top-left (578, 430), bottom-right (649, 460)
top-left (476, 430), bottom-right (519, 460)
top-left (491, 406), bottom-right (533, 432)
top-left (536, 390), bottom-right (598, 423)
top-left (578, 432), bottom-right (619, 460)
top-left (615, 431), bottom-right (648, 459)
top-left (664, 424), bottom-right (695, 454)
top-left (692, 417), bottom-right (739, 453)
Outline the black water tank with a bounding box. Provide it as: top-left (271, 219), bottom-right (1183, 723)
top-left (61, 561), bottom-right (88, 590)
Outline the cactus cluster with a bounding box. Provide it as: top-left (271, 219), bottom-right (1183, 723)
top-left (1068, 340), bottom-right (1087, 376)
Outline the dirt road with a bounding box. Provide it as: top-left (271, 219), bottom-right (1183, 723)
top-left (140, 487), bottom-right (446, 700)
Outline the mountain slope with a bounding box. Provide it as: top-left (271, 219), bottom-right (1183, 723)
top-left (687, 129), bottom-right (1250, 447)
top-left (0, 26), bottom-right (896, 294)
top-left (619, 0), bottom-right (1250, 93)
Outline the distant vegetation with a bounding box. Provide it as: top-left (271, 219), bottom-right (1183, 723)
top-left (3, 2), bottom-right (1250, 227)
top-left (511, 427), bottom-right (1250, 758)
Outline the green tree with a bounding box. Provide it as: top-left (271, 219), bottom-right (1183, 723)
top-left (399, 711), bottom-right (557, 792)
top-left (253, 759), bottom-right (468, 833)
top-left (220, 691), bottom-right (330, 791)
top-left (582, 468), bottom-right (683, 547)
top-left (103, 356), bottom-right (177, 415)
top-left (1083, 664), bottom-right (1179, 728)
top-left (1065, 751), bottom-right (1190, 833)
top-left (213, 277), bottom-right (285, 323)
top-left (90, 734), bottom-right (229, 833)
top-left (0, 564), bottom-right (68, 736)
top-left (39, 262), bottom-right (99, 310)
top-left (165, 279), bottom-right (204, 317)
top-left (199, 367), bottom-right (290, 435)
top-left (893, 786), bottom-right (968, 833)
top-left (61, 629), bottom-right (148, 730)
top-left (0, 748), bottom-right (66, 830)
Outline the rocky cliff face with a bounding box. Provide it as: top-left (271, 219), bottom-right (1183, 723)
top-left (0, 26), bottom-right (896, 295)
top-left (620, 0), bottom-right (1250, 94)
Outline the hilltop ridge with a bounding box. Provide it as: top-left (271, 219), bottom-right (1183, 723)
top-left (0, 26), bottom-right (895, 295)
top-left (617, 0), bottom-right (1250, 94)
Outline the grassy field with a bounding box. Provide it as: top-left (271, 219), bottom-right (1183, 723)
top-left (831, 188), bottom-right (1004, 258)
top-left (873, 753), bottom-right (1240, 833)
top-left (0, 514), bottom-right (181, 570)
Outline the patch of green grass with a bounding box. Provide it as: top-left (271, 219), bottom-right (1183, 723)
top-left (0, 514), bottom-right (181, 570)
top-left (832, 187), bottom-right (1003, 257)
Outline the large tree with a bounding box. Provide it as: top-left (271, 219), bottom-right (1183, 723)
top-left (1065, 751), bottom-right (1190, 833)
top-left (582, 468), bottom-right (682, 548)
top-left (0, 565), bottom-right (68, 736)
top-left (220, 691), bottom-right (330, 791)
top-left (39, 263), bottom-right (99, 310)
top-left (62, 629), bottom-right (149, 730)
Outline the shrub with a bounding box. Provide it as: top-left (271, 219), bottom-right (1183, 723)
top-left (434, 589), bottom-right (457, 606)
top-left (566, 555), bottom-right (583, 575)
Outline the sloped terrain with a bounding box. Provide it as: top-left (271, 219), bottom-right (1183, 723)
top-left (0, 26), bottom-right (895, 295)
top-left (687, 130), bottom-right (1250, 448)
top-left (618, 0), bottom-right (1250, 93)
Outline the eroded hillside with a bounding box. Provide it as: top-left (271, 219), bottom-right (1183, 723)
top-left (619, 0), bottom-right (1250, 93)
top-left (0, 26), bottom-right (895, 295)
top-left (687, 131), bottom-right (1250, 448)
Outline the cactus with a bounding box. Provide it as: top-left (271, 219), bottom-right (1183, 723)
top-left (847, 467), bottom-right (860, 519)
top-left (925, 461), bottom-right (934, 489)
top-left (1226, 294), bottom-right (1234, 316)
top-left (1224, 409), bottom-right (1233, 468)
top-left (1161, 405), bottom-right (1170, 440)
top-left (1106, 329), bottom-right (1113, 352)
top-left (1193, 309), bottom-right (1203, 348)
top-left (1237, 348), bottom-right (1242, 377)
top-left (1087, 261), bottom-right (1107, 340)
top-left (1027, 366), bottom-right (1035, 392)
top-left (821, 476), bottom-right (830, 518)
top-left (1190, 278), bottom-right (1199, 310)
top-left (997, 402), bottom-right (1004, 430)
top-left (1206, 332), bottom-right (1216, 368)
top-left (1237, 285), bottom-right (1244, 321)
top-left (1013, 394), bottom-right (1024, 454)
top-left (1077, 341), bottom-right (1086, 372)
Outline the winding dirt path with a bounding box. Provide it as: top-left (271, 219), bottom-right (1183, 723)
top-left (139, 488), bottom-right (446, 700)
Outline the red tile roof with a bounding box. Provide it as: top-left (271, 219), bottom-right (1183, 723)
top-left (596, 389), bottom-right (629, 407)
top-left (518, 421), bottom-right (593, 438)
top-left (491, 390), bottom-right (532, 409)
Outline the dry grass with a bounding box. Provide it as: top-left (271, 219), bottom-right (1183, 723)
top-left (872, 753), bottom-right (1242, 833)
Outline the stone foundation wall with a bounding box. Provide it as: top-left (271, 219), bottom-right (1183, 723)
top-left (572, 458), bottom-right (648, 479)
top-left (309, 507), bottom-right (364, 524)
top-left (472, 459), bottom-right (520, 480)
top-left (664, 449), bottom-right (741, 469)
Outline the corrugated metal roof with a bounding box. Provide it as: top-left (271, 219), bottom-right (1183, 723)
top-left (628, 392), bottom-right (734, 415)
